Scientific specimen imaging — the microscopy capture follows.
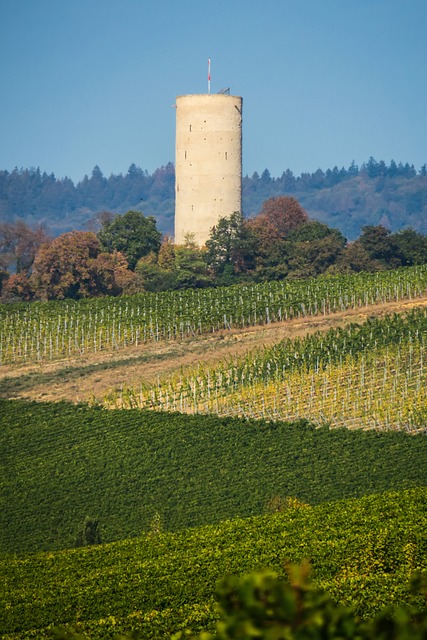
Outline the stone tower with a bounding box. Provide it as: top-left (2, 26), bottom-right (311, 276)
top-left (174, 93), bottom-right (243, 246)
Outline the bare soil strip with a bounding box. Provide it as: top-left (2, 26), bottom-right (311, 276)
top-left (2, 296), bottom-right (427, 403)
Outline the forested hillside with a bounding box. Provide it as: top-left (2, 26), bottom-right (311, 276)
top-left (1, 158), bottom-right (426, 239)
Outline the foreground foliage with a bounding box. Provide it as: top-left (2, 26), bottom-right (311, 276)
top-left (178, 563), bottom-right (427, 640)
top-left (1, 399), bottom-right (427, 554)
top-left (1, 488), bottom-right (426, 639)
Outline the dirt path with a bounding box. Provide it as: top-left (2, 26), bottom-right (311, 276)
top-left (2, 296), bottom-right (427, 403)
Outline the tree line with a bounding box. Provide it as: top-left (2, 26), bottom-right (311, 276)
top-left (1, 158), bottom-right (426, 241)
top-left (0, 163), bottom-right (175, 235)
top-left (1, 196), bottom-right (427, 302)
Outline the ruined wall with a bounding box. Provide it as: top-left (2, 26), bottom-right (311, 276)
top-left (174, 93), bottom-right (242, 246)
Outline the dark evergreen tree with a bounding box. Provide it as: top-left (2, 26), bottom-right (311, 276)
top-left (278, 168), bottom-right (296, 191)
top-left (75, 517), bottom-right (102, 547)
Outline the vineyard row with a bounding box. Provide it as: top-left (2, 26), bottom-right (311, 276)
top-left (105, 309), bottom-right (427, 433)
top-left (1, 265), bottom-right (427, 364)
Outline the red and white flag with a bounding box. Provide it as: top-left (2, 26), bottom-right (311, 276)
top-left (208, 58), bottom-right (211, 93)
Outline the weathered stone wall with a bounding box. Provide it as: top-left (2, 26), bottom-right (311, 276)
top-left (174, 93), bottom-right (242, 246)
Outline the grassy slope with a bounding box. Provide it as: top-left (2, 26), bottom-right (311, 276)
top-left (2, 487), bottom-right (427, 639)
top-left (1, 399), bottom-right (427, 554)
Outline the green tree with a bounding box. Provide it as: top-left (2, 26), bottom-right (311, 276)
top-left (98, 210), bottom-right (161, 270)
top-left (250, 218), bottom-right (344, 281)
top-left (327, 241), bottom-right (385, 274)
top-left (205, 211), bottom-right (256, 281)
top-left (135, 251), bottom-right (176, 292)
top-left (286, 220), bottom-right (345, 244)
top-left (392, 228), bottom-right (427, 266)
top-left (0, 268), bottom-right (8, 296)
top-left (358, 225), bottom-right (400, 267)
top-left (157, 236), bottom-right (176, 271)
top-left (174, 243), bottom-right (213, 289)
top-left (177, 564), bottom-right (427, 640)
top-left (283, 221), bottom-right (346, 278)
top-left (136, 234), bottom-right (213, 291)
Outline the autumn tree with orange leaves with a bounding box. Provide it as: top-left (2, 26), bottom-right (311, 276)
top-left (0, 220), bottom-right (51, 274)
top-left (253, 196), bottom-right (308, 237)
top-left (246, 196), bottom-right (309, 277)
top-left (30, 231), bottom-right (134, 300)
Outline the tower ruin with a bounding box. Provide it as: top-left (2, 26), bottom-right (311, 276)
top-left (174, 93), bottom-right (243, 246)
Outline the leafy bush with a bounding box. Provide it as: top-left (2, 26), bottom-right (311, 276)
top-left (176, 563), bottom-right (427, 640)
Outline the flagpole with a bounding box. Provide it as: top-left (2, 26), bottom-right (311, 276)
top-left (208, 58), bottom-right (211, 94)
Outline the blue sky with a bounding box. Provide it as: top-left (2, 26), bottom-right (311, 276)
top-left (1, 0), bottom-right (426, 183)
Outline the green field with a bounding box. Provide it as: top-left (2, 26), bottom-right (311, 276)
top-left (1, 399), bottom-right (427, 554)
top-left (2, 487), bottom-right (426, 639)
